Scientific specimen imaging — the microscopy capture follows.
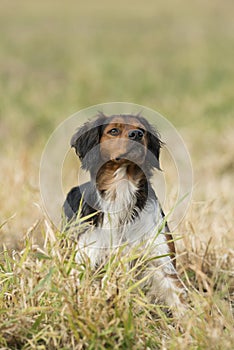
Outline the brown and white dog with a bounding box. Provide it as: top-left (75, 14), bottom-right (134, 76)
top-left (63, 113), bottom-right (187, 313)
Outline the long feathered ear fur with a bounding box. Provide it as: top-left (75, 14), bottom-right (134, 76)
top-left (71, 114), bottom-right (106, 171)
top-left (137, 116), bottom-right (163, 170)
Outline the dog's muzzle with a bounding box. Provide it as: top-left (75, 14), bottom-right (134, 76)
top-left (115, 143), bottom-right (146, 164)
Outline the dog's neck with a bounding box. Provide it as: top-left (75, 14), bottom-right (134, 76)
top-left (94, 161), bottom-right (147, 227)
top-left (93, 161), bottom-right (147, 223)
top-left (96, 161), bottom-right (146, 199)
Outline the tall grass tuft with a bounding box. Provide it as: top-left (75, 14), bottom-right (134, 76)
top-left (0, 216), bottom-right (233, 349)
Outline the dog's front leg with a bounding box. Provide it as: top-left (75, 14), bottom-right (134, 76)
top-left (146, 259), bottom-right (188, 316)
top-left (75, 228), bottom-right (108, 269)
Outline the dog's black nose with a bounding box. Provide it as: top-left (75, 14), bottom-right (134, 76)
top-left (128, 129), bottom-right (144, 141)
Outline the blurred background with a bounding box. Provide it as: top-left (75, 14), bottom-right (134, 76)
top-left (0, 0), bottom-right (233, 249)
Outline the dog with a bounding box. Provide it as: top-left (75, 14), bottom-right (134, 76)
top-left (63, 113), bottom-right (187, 313)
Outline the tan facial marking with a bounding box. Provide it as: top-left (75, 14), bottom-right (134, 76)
top-left (100, 116), bottom-right (147, 163)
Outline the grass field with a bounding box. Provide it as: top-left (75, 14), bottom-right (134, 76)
top-left (0, 0), bottom-right (234, 348)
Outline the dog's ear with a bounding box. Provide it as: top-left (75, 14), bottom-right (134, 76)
top-left (146, 128), bottom-right (162, 170)
top-left (71, 115), bottom-right (105, 170)
top-left (137, 116), bottom-right (163, 170)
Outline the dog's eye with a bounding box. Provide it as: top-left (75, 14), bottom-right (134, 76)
top-left (108, 128), bottom-right (120, 136)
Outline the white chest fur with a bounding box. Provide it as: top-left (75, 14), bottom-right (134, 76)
top-left (99, 166), bottom-right (138, 231)
top-left (76, 166), bottom-right (170, 268)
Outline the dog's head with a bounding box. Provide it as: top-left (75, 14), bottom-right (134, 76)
top-left (71, 113), bottom-right (162, 175)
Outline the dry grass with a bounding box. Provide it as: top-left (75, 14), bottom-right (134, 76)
top-left (0, 0), bottom-right (234, 348)
top-left (0, 215), bottom-right (233, 349)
